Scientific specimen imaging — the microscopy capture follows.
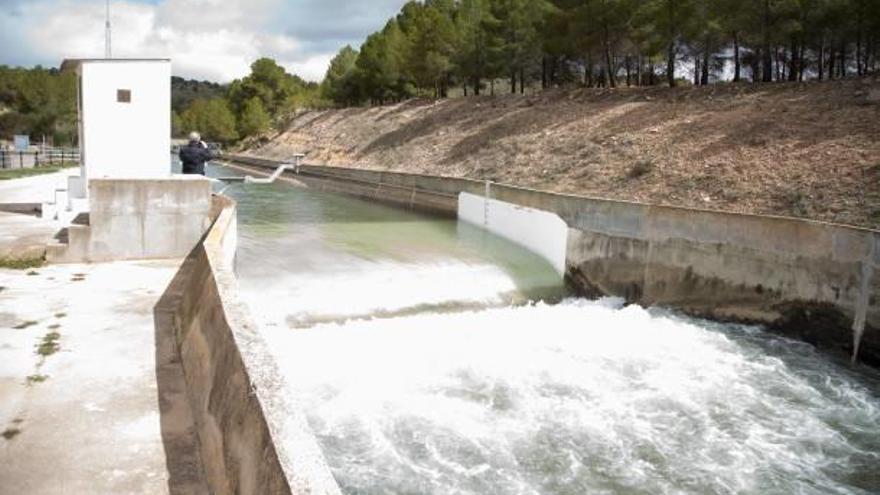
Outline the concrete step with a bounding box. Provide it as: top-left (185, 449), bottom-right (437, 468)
top-left (69, 197), bottom-right (88, 212)
top-left (53, 227), bottom-right (69, 244)
top-left (57, 202), bottom-right (88, 224)
top-left (41, 202), bottom-right (59, 221)
top-left (54, 188), bottom-right (68, 210)
top-left (45, 218), bottom-right (91, 263)
top-left (45, 224), bottom-right (69, 262)
top-left (41, 188), bottom-right (77, 221)
top-left (67, 224), bottom-right (90, 251)
top-left (71, 212), bottom-right (89, 226)
top-left (57, 210), bottom-right (78, 225)
top-left (44, 242), bottom-right (68, 261)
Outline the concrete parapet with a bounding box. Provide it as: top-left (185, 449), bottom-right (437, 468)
top-left (223, 155), bottom-right (466, 216)
top-left (47, 177), bottom-right (213, 263)
top-left (156, 195), bottom-right (341, 495)
top-left (223, 154), bottom-right (880, 365)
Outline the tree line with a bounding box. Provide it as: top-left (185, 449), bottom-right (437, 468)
top-left (0, 66), bottom-right (76, 145)
top-left (322, 0), bottom-right (880, 105)
top-left (0, 59), bottom-right (322, 145)
top-left (173, 58), bottom-right (322, 143)
top-left (3, 1), bottom-right (878, 143)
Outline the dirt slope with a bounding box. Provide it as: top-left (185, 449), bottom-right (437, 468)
top-left (246, 78), bottom-right (880, 229)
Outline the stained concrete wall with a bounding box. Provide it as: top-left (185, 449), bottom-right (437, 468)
top-left (158, 194), bottom-right (341, 495)
top-left (223, 154), bottom-right (879, 365)
top-left (48, 177), bottom-right (213, 263)
top-left (89, 177), bottom-right (213, 260)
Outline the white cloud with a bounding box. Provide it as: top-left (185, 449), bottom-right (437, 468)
top-left (154, 0), bottom-right (280, 32)
top-left (287, 53), bottom-right (335, 82)
top-left (0, 0), bottom-right (408, 82)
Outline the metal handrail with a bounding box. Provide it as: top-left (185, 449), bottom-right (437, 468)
top-left (0, 148), bottom-right (80, 169)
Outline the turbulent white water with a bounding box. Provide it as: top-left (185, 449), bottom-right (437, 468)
top-left (246, 260), bottom-right (525, 326)
top-left (263, 299), bottom-right (880, 495)
top-left (216, 165), bottom-right (880, 495)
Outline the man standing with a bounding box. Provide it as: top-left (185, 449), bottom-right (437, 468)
top-left (178, 131), bottom-right (214, 175)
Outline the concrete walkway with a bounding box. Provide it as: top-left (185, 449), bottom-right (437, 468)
top-left (0, 168), bottom-right (76, 204)
top-left (0, 211), bottom-right (57, 261)
top-left (0, 171), bottom-right (207, 494)
top-left (0, 171), bottom-right (211, 493)
top-left (0, 260), bottom-right (206, 494)
top-left (0, 169), bottom-right (76, 262)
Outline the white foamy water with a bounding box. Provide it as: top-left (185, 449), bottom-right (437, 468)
top-left (216, 164), bottom-right (880, 494)
top-left (264, 299), bottom-right (880, 495)
top-left (248, 260), bottom-right (521, 326)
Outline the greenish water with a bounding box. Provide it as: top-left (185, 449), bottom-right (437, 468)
top-left (212, 166), bottom-right (567, 327)
top-left (211, 164), bottom-right (880, 495)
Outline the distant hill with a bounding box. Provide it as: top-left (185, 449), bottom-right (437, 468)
top-left (171, 76), bottom-right (226, 114)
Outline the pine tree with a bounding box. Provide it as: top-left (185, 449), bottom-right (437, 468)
top-left (453, 0), bottom-right (502, 95)
top-left (636, 0), bottom-right (698, 86)
top-left (171, 110), bottom-right (183, 138)
top-left (322, 46), bottom-right (360, 106)
top-left (238, 97), bottom-right (271, 137)
top-left (357, 20), bottom-right (413, 104)
top-left (403, 1), bottom-right (457, 97)
top-left (227, 58), bottom-right (318, 117)
top-left (181, 98), bottom-right (238, 143)
top-left (490, 0), bottom-right (549, 93)
top-left (315, 0), bottom-right (876, 107)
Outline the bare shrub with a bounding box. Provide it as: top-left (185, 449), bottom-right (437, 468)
top-left (627, 159), bottom-right (654, 179)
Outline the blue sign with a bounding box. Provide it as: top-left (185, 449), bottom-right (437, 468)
top-left (13, 135), bottom-right (29, 151)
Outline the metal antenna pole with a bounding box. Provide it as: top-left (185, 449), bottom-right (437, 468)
top-left (105, 0), bottom-right (112, 58)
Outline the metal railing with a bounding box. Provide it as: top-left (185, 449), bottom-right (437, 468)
top-left (0, 148), bottom-right (80, 169)
top-left (214, 153), bottom-right (305, 185)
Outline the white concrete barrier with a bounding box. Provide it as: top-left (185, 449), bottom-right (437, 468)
top-left (458, 191), bottom-right (568, 277)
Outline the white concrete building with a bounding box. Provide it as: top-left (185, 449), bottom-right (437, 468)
top-left (44, 58), bottom-right (214, 263)
top-left (61, 59), bottom-right (172, 198)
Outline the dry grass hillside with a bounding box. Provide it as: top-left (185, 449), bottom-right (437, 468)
top-left (246, 78), bottom-right (880, 229)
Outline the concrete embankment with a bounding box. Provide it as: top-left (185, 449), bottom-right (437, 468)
top-left (155, 194), bottom-right (341, 494)
top-left (222, 154), bottom-right (880, 365)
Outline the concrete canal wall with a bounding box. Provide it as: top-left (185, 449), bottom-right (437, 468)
top-left (155, 194), bottom-right (341, 495)
top-left (223, 154), bottom-right (880, 365)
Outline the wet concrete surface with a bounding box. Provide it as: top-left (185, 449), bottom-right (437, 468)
top-left (0, 260), bottom-right (204, 494)
top-left (0, 211), bottom-right (57, 261)
top-left (0, 169), bottom-right (75, 262)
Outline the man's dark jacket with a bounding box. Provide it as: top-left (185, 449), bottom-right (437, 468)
top-left (179, 141), bottom-right (214, 175)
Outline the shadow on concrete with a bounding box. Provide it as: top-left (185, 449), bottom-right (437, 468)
top-left (153, 251), bottom-right (210, 495)
top-left (0, 203), bottom-right (41, 216)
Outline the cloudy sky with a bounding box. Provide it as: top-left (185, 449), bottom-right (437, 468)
top-left (0, 0), bottom-right (406, 82)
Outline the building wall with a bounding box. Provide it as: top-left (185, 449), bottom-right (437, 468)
top-left (80, 60), bottom-right (170, 184)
